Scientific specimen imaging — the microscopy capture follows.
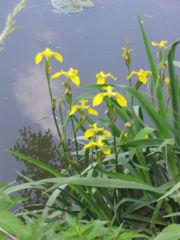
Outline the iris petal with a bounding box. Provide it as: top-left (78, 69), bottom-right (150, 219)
top-left (71, 75), bottom-right (80, 87)
top-left (93, 93), bottom-right (104, 107)
top-left (53, 52), bottom-right (63, 62)
top-left (35, 53), bottom-right (43, 65)
top-left (87, 107), bottom-right (98, 116)
top-left (69, 106), bottom-right (79, 116)
top-left (51, 72), bottom-right (63, 79)
top-left (84, 129), bottom-right (94, 139)
top-left (115, 94), bottom-right (127, 107)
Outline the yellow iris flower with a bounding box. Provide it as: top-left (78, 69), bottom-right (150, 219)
top-left (84, 123), bottom-right (112, 139)
top-left (93, 85), bottom-right (127, 107)
top-left (69, 99), bottom-right (98, 116)
top-left (35, 48), bottom-right (63, 64)
top-left (96, 71), bottom-right (117, 84)
top-left (151, 41), bottom-right (168, 49)
top-left (84, 135), bottom-right (111, 155)
top-left (127, 69), bottom-right (151, 84)
top-left (51, 68), bottom-right (80, 87)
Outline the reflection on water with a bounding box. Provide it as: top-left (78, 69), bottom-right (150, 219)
top-left (14, 65), bottom-right (62, 136)
top-left (12, 126), bottom-right (62, 206)
top-left (1, 0), bottom-right (180, 180)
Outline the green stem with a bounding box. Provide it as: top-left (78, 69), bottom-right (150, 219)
top-left (45, 61), bottom-right (62, 140)
top-left (107, 103), bottom-right (118, 172)
top-left (59, 101), bottom-right (67, 142)
top-left (127, 65), bottom-right (133, 106)
top-left (113, 123), bottom-right (118, 172)
top-left (45, 61), bottom-right (73, 170)
top-left (127, 65), bottom-right (134, 107)
top-left (71, 117), bottom-right (79, 162)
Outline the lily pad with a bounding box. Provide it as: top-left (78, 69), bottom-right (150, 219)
top-left (51, 0), bottom-right (94, 14)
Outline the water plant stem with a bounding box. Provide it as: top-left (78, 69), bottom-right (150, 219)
top-left (58, 100), bottom-right (67, 142)
top-left (113, 124), bottom-right (118, 172)
top-left (127, 65), bottom-right (133, 106)
top-left (45, 61), bottom-right (74, 170)
top-left (108, 104), bottom-right (118, 172)
top-left (45, 61), bottom-right (62, 140)
top-left (71, 116), bottom-right (80, 162)
top-left (0, 227), bottom-right (16, 240)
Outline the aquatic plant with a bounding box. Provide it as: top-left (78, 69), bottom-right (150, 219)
top-left (51, 0), bottom-right (94, 14)
top-left (6, 16), bottom-right (180, 239)
top-left (0, 185), bottom-right (142, 240)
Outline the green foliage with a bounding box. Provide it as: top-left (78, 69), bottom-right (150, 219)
top-left (0, 211), bottom-right (31, 240)
top-left (46, 217), bottom-right (145, 240)
top-left (153, 224), bottom-right (180, 240)
top-left (3, 14), bottom-right (180, 239)
top-left (0, 186), bottom-right (31, 240)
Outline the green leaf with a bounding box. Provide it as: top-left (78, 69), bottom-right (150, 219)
top-left (0, 210), bottom-right (31, 239)
top-left (173, 60), bottom-right (180, 68)
top-left (168, 41), bottom-right (180, 148)
top-left (125, 86), bottom-right (170, 138)
top-left (11, 151), bottom-right (64, 177)
top-left (101, 171), bottom-right (144, 183)
top-left (133, 127), bottom-right (155, 141)
top-left (159, 180), bottom-right (180, 200)
top-left (138, 15), bottom-right (158, 83)
top-left (5, 176), bottom-right (164, 195)
top-left (163, 212), bottom-right (180, 218)
top-left (122, 139), bottom-right (163, 148)
top-left (153, 224), bottom-right (180, 240)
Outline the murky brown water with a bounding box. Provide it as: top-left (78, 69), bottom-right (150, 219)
top-left (1, 0), bottom-right (180, 181)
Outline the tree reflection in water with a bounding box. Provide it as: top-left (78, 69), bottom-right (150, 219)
top-left (12, 126), bottom-right (63, 208)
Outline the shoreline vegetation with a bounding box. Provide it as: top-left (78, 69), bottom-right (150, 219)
top-left (1, 1), bottom-right (180, 239)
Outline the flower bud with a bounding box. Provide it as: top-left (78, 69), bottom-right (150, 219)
top-left (121, 38), bottom-right (132, 68)
top-left (58, 99), bottom-right (62, 111)
top-left (51, 97), bottom-right (56, 111)
top-left (124, 132), bottom-right (128, 139)
top-left (124, 122), bottom-right (132, 128)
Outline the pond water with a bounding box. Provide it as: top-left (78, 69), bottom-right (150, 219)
top-left (1, 0), bottom-right (180, 181)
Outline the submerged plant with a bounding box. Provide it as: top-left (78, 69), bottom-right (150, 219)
top-left (51, 0), bottom-right (94, 14)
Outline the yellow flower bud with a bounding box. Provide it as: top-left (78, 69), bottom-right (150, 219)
top-left (124, 122), bottom-right (132, 128)
top-left (124, 132), bottom-right (128, 139)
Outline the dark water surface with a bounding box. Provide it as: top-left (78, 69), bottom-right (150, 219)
top-left (1, 0), bottom-right (180, 181)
